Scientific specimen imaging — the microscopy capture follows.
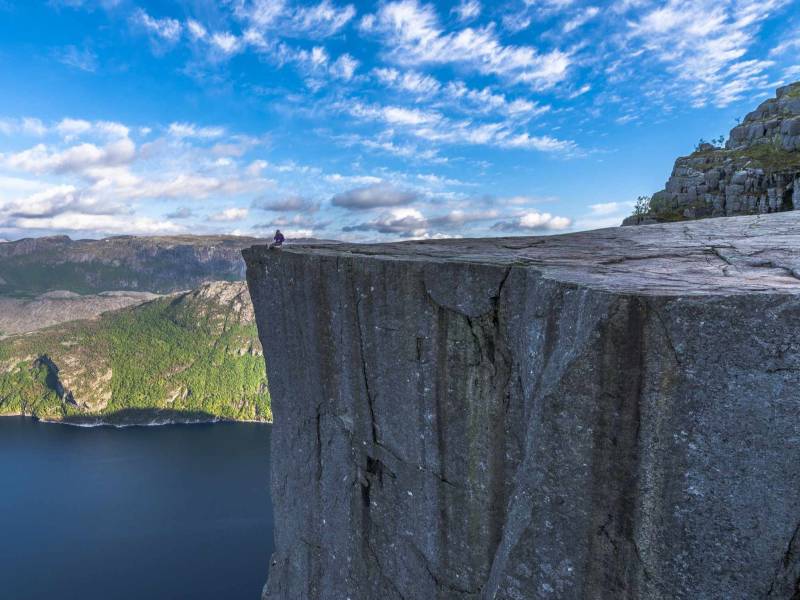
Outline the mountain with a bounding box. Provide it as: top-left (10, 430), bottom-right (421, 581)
top-left (0, 234), bottom-right (265, 297)
top-left (625, 81), bottom-right (800, 225)
top-left (0, 290), bottom-right (159, 337)
top-left (0, 281), bottom-right (270, 425)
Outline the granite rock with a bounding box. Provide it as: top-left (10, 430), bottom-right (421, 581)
top-left (624, 82), bottom-right (800, 226)
top-left (245, 212), bottom-right (800, 599)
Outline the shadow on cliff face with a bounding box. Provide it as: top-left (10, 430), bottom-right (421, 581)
top-left (61, 408), bottom-right (220, 426)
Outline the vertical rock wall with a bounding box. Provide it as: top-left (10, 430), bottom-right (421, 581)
top-left (244, 218), bottom-right (800, 599)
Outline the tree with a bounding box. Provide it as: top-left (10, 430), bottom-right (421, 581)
top-left (633, 195), bottom-right (651, 216)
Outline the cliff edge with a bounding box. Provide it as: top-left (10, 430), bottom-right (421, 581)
top-left (244, 212), bottom-right (800, 599)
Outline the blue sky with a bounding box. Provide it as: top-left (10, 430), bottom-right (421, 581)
top-left (0, 0), bottom-right (798, 241)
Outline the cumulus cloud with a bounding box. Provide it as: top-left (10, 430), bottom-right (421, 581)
top-left (209, 207), bottom-right (249, 221)
top-left (491, 211), bottom-right (572, 232)
top-left (210, 32), bottom-right (242, 55)
top-left (343, 207), bottom-right (428, 236)
top-left (342, 206), bottom-right (497, 237)
top-left (0, 184), bottom-right (120, 220)
top-left (7, 213), bottom-right (183, 235)
top-left (4, 138), bottom-right (136, 175)
top-left (331, 182), bottom-right (419, 209)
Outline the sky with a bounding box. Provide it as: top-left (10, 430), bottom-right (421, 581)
top-left (0, 0), bottom-right (798, 242)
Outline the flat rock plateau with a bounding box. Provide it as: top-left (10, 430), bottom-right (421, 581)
top-left (245, 212), bottom-right (800, 599)
top-left (0, 290), bottom-right (159, 337)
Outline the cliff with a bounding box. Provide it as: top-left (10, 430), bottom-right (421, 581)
top-left (0, 281), bottom-right (270, 425)
top-left (245, 212), bottom-right (800, 599)
top-left (625, 81), bottom-right (800, 225)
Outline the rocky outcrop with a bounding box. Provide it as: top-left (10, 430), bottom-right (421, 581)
top-left (245, 212), bottom-right (800, 599)
top-left (0, 281), bottom-right (270, 424)
top-left (625, 82), bottom-right (800, 225)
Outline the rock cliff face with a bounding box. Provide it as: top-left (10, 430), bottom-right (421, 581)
top-left (245, 212), bottom-right (800, 599)
top-left (625, 82), bottom-right (800, 225)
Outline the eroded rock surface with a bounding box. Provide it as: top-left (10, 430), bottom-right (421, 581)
top-left (245, 212), bottom-right (800, 599)
top-left (625, 82), bottom-right (800, 225)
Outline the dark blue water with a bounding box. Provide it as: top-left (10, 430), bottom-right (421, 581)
top-left (0, 418), bottom-right (273, 600)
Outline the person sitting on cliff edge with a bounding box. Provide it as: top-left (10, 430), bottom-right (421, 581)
top-left (269, 229), bottom-right (285, 249)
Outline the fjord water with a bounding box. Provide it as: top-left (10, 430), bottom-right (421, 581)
top-left (0, 418), bottom-right (273, 600)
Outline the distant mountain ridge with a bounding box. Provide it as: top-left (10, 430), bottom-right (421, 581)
top-left (0, 234), bottom-right (265, 297)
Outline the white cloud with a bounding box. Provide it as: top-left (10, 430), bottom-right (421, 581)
top-left (341, 100), bottom-right (576, 153)
top-left (290, 0), bottom-right (356, 37)
top-left (278, 44), bottom-right (360, 86)
top-left (132, 8), bottom-right (183, 44)
top-left (210, 32), bottom-right (242, 55)
top-left (233, 0), bottom-right (288, 28)
top-left (4, 139), bottom-right (136, 175)
top-left (0, 118), bottom-right (48, 137)
top-left (563, 6), bottom-right (599, 32)
top-left (453, 0), bottom-right (481, 22)
top-left (55, 45), bottom-right (98, 72)
top-left (589, 201), bottom-right (623, 215)
top-left (209, 207), bottom-right (249, 221)
top-left (627, 0), bottom-right (789, 106)
top-left (56, 118), bottom-right (93, 139)
top-left (8, 213), bottom-right (184, 235)
top-left (373, 67), bottom-right (442, 97)
top-left (492, 210), bottom-right (572, 231)
top-left (343, 206), bottom-right (429, 237)
top-left (331, 53), bottom-right (359, 80)
top-left (186, 19), bottom-right (208, 40)
top-left (364, 0), bottom-right (571, 90)
top-left (233, 0), bottom-right (355, 38)
top-left (168, 122), bottom-right (226, 139)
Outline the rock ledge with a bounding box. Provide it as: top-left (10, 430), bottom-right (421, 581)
top-left (245, 212), bottom-right (800, 599)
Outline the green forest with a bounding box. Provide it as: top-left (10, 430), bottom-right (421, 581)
top-left (0, 283), bottom-right (271, 424)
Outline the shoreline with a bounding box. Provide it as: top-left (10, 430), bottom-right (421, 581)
top-left (0, 413), bottom-right (271, 428)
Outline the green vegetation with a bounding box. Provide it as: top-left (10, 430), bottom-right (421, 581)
top-left (784, 84), bottom-right (800, 99)
top-left (732, 141), bottom-right (800, 172)
top-left (0, 283), bottom-right (271, 424)
top-left (632, 195), bottom-right (651, 217)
